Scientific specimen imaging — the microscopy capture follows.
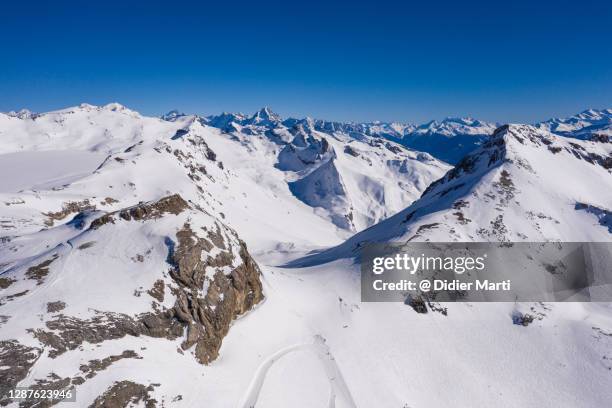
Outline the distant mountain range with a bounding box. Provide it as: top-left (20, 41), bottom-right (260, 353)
top-left (189, 107), bottom-right (612, 164)
top-left (1, 103), bottom-right (611, 407)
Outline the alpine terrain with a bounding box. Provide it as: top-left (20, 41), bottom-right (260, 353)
top-left (1, 104), bottom-right (612, 407)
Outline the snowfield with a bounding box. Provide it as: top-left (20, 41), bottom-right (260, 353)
top-left (1, 104), bottom-right (612, 408)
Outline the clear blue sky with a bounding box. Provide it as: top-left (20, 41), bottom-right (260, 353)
top-left (1, 0), bottom-right (611, 123)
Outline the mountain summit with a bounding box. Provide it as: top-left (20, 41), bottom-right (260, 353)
top-left (291, 123), bottom-right (612, 266)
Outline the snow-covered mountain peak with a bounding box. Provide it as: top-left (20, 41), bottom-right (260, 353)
top-left (414, 116), bottom-right (498, 136)
top-left (199, 106), bottom-right (450, 231)
top-left (291, 123), bottom-right (612, 266)
top-left (161, 109), bottom-right (186, 121)
top-left (537, 108), bottom-right (612, 140)
top-left (2, 104), bottom-right (612, 406)
top-left (103, 102), bottom-right (131, 112)
top-left (577, 108), bottom-right (611, 120)
top-left (6, 108), bottom-right (34, 119)
top-left (247, 106), bottom-right (281, 125)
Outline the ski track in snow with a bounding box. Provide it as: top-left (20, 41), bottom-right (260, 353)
top-left (238, 335), bottom-right (357, 408)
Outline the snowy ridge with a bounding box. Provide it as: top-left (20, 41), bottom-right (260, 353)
top-left (196, 108), bottom-right (451, 231)
top-left (1, 103), bottom-right (612, 407)
top-left (200, 107), bottom-right (612, 166)
top-left (537, 108), bottom-right (612, 140)
top-left (291, 123), bottom-right (612, 266)
top-left (204, 109), bottom-right (498, 165)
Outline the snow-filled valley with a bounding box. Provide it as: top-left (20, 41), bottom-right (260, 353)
top-left (1, 103), bottom-right (612, 408)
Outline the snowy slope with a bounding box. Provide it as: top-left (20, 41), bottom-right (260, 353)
top-left (201, 108), bottom-right (451, 231)
top-left (2, 104), bottom-right (612, 408)
top-left (260, 124), bottom-right (612, 408)
top-left (292, 124), bottom-right (612, 265)
top-left (0, 103), bottom-right (352, 406)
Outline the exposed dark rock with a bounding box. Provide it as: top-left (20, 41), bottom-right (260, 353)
top-left (205, 147), bottom-right (217, 162)
top-left (12, 351), bottom-right (143, 408)
top-left (171, 128), bottom-right (189, 140)
top-left (147, 280), bottom-right (165, 303)
top-left (405, 295), bottom-right (427, 314)
top-left (590, 134), bottom-right (611, 143)
top-left (16, 372), bottom-right (75, 408)
top-left (452, 200), bottom-right (469, 210)
top-left (89, 381), bottom-right (157, 408)
top-left (43, 201), bottom-right (96, 227)
top-left (453, 211), bottom-right (471, 224)
top-left (0, 340), bottom-right (42, 406)
top-left (80, 350), bottom-right (141, 380)
top-left (167, 223), bottom-right (264, 364)
top-left (206, 224), bottom-right (226, 250)
top-left (416, 223), bottom-right (440, 234)
top-left (343, 145), bottom-right (359, 157)
top-left (593, 327), bottom-right (612, 337)
top-left (1, 290), bottom-right (29, 305)
top-left (29, 311), bottom-right (183, 358)
top-left (402, 210), bottom-right (417, 224)
top-left (384, 142), bottom-right (402, 154)
top-left (30, 221), bottom-right (263, 365)
top-left (0, 277), bottom-right (15, 289)
top-left (99, 197), bottom-right (119, 206)
top-left (498, 170), bottom-right (514, 189)
top-left (26, 255), bottom-right (59, 286)
top-left (77, 242), bottom-right (95, 250)
top-left (26, 194), bottom-right (263, 368)
top-left (90, 194), bottom-right (189, 230)
top-left (47, 301), bottom-right (66, 313)
top-left (490, 215), bottom-right (508, 240)
top-left (123, 141), bottom-right (143, 153)
top-left (493, 170), bottom-right (516, 204)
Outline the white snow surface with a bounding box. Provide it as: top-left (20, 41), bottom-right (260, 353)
top-left (1, 105), bottom-right (612, 407)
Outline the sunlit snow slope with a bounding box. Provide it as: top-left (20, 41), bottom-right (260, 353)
top-left (1, 105), bottom-right (612, 408)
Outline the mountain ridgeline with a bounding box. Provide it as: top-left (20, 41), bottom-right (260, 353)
top-left (0, 103), bottom-right (611, 407)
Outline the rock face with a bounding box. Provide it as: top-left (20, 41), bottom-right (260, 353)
top-left (90, 381), bottom-right (157, 408)
top-left (0, 340), bottom-right (42, 405)
top-left (0, 194), bottom-right (264, 405)
top-left (26, 196), bottom-right (264, 364)
top-left (89, 194), bottom-right (190, 229)
top-left (168, 223), bottom-right (264, 364)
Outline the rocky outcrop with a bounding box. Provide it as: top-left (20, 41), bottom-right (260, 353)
top-left (90, 381), bottom-right (157, 408)
top-left (29, 311), bottom-right (183, 358)
top-left (25, 255), bottom-right (58, 286)
top-left (168, 223), bottom-right (264, 364)
top-left (43, 200), bottom-right (96, 227)
top-left (90, 194), bottom-right (190, 229)
top-left (31, 195), bottom-right (263, 365)
top-left (0, 340), bottom-right (42, 406)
